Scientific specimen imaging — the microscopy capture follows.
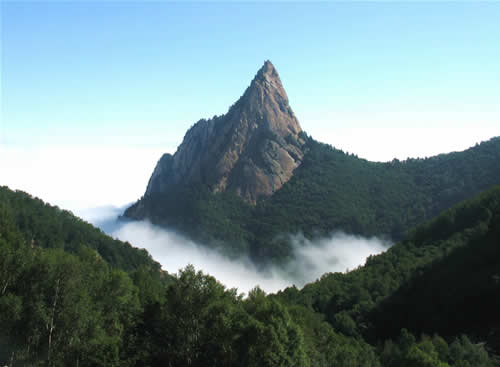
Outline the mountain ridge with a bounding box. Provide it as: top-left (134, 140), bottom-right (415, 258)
top-left (125, 61), bottom-right (500, 263)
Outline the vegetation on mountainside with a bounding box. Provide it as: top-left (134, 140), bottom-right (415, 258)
top-left (127, 136), bottom-right (500, 263)
top-left (371, 188), bottom-right (500, 350)
top-left (277, 185), bottom-right (500, 357)
top-left (0, 187), bottom-right (380, 366)
top-left (0, 187), bottom-right (160, 272)
top-left (1, 186), bottom-right (499, 366)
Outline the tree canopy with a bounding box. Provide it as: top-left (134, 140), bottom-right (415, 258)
top-left (2, 185), bottom-right (500, 366)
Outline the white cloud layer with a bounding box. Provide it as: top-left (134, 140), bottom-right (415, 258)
top-left (80, 209), bottom-right (389, 294)
top-left (1, 144), bottom-right (165, 211)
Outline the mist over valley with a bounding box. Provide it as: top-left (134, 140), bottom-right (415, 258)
top-left (78, 205), bottom-right (390, 293)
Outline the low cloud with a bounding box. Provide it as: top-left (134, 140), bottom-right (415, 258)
top-left (0, 144), bottom-right (164, 210)
top-left (81, 208), bottom-right (390, 294)
top-left (3, 143), bottom-right (389, 293)
top-left (75, 205), bottom-right (132, 234)
top-left (284, 233), bottom-right (390, 282)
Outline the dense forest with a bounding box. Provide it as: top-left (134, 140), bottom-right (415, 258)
top-left (277, 185), bottom-right (500, 359)
top-left (126, 135), bottom-right (500, 263)
top-left (1, 185), bottom-right (499, 366)
top-left (0, 187), bottom-right (161, 272)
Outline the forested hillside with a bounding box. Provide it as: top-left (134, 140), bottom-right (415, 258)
top-left (0, 187), bottom-right (381, 366)
top-left (2, 186), bottom-right (498, 366)
top-left (277, 185), bottom-right (500, 359)
top-left (0, 187), bottom-right (160, 272)
top-left (127, 136), bottom-right (500, 263)
top-left (371, 187), bottom-right (500, 351)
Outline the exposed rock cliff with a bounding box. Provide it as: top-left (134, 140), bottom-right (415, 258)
top-left (140, 60), bottom-right (307, 205)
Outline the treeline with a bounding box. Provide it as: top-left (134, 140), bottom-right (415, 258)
top-left (1, 186), bottom-right (499, 366)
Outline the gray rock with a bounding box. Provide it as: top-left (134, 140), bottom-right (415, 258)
top-left (144, 60), bottom-right (307, 204)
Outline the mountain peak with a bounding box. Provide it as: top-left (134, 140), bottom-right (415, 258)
top-left (236, 60), bottom-right (299, 138)
top-left (135, 61), bottom-right (307, 205)
top-left (256, 60), bottom-right (277, 78)
top-left (248, 60), bottom-right (288, 103)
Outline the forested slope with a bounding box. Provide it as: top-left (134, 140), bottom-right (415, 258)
top-left (371, 187), bottom-right (500, 350)
top-left (277, 185), bottom-right (500, 358)
top-left (0, 187), bottom-right (379, 366)
top-left (0, 186), bottom-right (160, 272)
top-left (127, 136), bottom-right (500, 263)
top-left (258, 135), bottom-right (500, 241)
top-left (2, 186), bottom-right (497, 366)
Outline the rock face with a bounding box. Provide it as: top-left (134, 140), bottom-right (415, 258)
top-left (143, 60), bottom-right (306, 204)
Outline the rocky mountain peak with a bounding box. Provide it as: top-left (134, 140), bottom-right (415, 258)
top-left (253, 60), bottom-right (282, 89)
top-left (233, 60), bottom-right (301, 138)
top-left (138, 61), bottom-right (308, 205)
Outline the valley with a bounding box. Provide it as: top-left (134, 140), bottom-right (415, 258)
top-left (2, 2), bottom-right (500, 365)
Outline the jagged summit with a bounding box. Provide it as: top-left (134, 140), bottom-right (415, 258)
top-left (236, 60), bottom-right (301, 137)
top-left (251, 60), bottom-right (277, 83)
top-left (127, 61), bottom-right (307, 212)
top-left (251, 60), bottom-right (286, 97)
top-left (258, 59), bottom-right (274, 75)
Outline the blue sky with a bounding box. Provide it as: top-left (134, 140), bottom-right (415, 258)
top-left (1, 1), bottom-right (500, 209)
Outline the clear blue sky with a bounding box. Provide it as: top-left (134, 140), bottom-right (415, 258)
top-left (1, 1), bottom-right (500, 209)
top-left (3, 1), bottom-right (499, 147)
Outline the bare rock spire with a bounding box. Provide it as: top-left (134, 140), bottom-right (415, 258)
top-left (142, 61), bottom-right (307, 205)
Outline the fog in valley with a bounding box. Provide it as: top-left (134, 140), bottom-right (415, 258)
top-left (79, 206), bottom-right (390, 294)
top-left (3, 144), bottom-right (391, 293)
